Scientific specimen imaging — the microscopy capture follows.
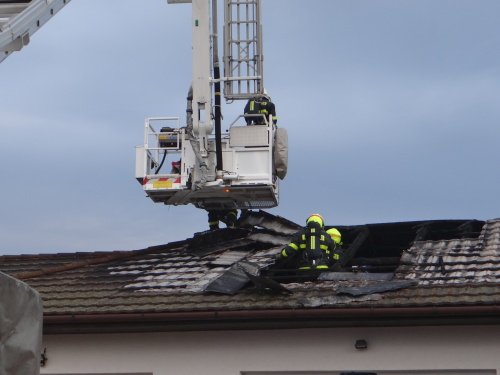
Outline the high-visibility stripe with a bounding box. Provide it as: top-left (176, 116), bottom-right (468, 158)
top-left (299, 265), bottom-right (329, 270)
top-left (289, 243), bottom-right (299, 250)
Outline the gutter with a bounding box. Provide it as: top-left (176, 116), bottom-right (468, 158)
top-left (43, 305), bottom-right (500, 334)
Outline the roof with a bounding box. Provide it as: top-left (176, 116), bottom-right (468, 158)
top-left (1, 210), bottom-right (500, 333)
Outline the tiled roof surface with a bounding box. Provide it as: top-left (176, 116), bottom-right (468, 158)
top-left (397, 220), bottom-right (500, 285)
top-left (1, 211), bottom-right (500, 319)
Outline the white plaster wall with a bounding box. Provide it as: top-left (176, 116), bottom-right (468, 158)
top-left (41, 325), bottom-right (500, 375)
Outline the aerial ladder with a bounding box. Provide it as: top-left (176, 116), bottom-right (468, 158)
top-left (135, 0), bottom-right (288, 210)
top-left (1, 0), bottom-right (288, 212)
top-left (0, 0), bottom-right (71, 63)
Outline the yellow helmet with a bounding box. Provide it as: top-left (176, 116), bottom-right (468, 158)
top-left (327, 228), bottom-right (342, 245)
top-left (306, 213), bottom-right (324, 228)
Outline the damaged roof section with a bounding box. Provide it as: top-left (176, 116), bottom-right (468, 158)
top-left (328, 219), bottom-right (485, 273)
top-left (397, 219), bottom-right (500, 285)
top-left (0, 211), bottom-right (499, 320)
top-left (187, 211), bottom-right (297, 295)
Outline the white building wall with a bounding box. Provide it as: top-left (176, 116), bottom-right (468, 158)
top-left (41, 325), bottom-right (500, 375)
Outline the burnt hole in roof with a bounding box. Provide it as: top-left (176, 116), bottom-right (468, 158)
top-left (264, 219), bottom-right (485, 283)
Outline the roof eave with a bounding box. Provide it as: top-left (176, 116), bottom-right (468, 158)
top-left (43, 304), bottom-right (500, 334)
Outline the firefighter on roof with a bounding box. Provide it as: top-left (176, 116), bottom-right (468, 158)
top-left (326, 227), bottom-right (342, 246)
top-left (278, 214), bottom-right (342, 270)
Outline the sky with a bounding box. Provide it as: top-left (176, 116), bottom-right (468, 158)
top-left (1, 0), bottom-right (500, 255)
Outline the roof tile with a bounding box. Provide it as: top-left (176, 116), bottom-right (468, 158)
top-left (2, 212), bottom-right (500, 317)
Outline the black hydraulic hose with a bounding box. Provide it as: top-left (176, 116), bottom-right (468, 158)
top-left (214, 65), bottom-right (223, 172)
top-left (212, 0), bottom-right (223, 173)
top-left (155, 150), bottom-right (167, 175)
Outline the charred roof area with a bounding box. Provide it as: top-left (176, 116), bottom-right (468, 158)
top-left (1, 210), bottom-right (499, 325)
top-left (263, 218), bottom-right (485, 281)
top-left (335, 219), bottom-right (485, 271)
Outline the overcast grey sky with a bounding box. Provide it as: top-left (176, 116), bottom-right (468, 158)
top-left (1, 0), bottom-right (499, 255)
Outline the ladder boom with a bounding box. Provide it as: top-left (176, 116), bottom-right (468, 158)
top-left (0, 0), bottom-right (71, 63)
top-left (136, 0), bottom-right (288, 210)
top-left (223, 0), bottom-right (264, 100)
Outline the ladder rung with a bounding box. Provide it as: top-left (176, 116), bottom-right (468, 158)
top-left (228, 1), bottom-right (258, 4)
top-left (229, 38), bottom-right (257, 43)
top-left (228, 20), bottom-right (257, 24)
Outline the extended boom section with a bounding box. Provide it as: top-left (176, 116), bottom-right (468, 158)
top-left (136, 0), bottom-right (287, 210)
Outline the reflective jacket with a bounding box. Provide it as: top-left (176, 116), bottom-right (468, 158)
top-left (281, 222), bottom-right (341, 270)
top-left (244, 99), bottom-right (262, 125)
top-left (258, 99), bottom-right (277, 124)
top-left (244, 98), bottom-right (278, 125)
